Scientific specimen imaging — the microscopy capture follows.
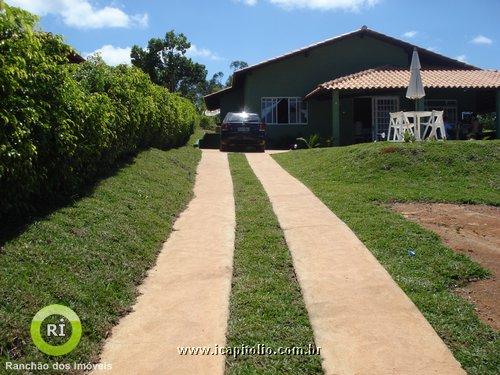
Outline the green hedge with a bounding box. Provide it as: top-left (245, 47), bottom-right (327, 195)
top-left (199, 115), bottom-right (218, 131)
top-left (0, 5), bottom-right (198, 219)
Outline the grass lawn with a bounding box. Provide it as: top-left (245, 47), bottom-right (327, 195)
top-left (226, 154), bottom-right (323, 375)
top-left (0, 132), bottom-right (201, 370)
top-left (274, 140), bottom-right (500, 375)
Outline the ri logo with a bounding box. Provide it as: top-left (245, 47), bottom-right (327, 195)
top-left (47, 318), bottom-right (67, 338)
top-left (30, 304), bottom-right (82, 356)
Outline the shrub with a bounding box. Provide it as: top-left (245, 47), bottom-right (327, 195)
top-left (0, 5), bottom-right (198, 219)
top-left (199, 115), bottom-right (218, 131)
top-left (403, 129), bottom-right (416, 143)
top-left (296, 134), bottom-right (321, 149)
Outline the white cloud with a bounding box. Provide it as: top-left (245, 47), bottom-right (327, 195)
top-left (403, 30), bottom-right (417, 38)
top-left (6, 0), bottom-right (148, 29)
top-left (85, 45), bottom-right (131, 66)
top-left (236, 0), bottom-right (379, 11)
top-left (186, 45), bottom-right (222, 61)
top-left (455, 54), bottom-right (467, 63)
top-left (470, 35), bottom-right (492, 45)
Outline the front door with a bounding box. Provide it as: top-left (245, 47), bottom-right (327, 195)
top-left (372, 97), bottom-right (399, 140)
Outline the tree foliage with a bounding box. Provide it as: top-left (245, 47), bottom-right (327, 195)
top-left (230, 60), bottom-right (249, 71)
top-left (205, 71), bottom-right (224, 94)
top-left (130, 29), bottom-right (250, 109)
top-left (226, 60), bottom-right (249, 86)
top-left (131, 30), bottom-right (208, 104)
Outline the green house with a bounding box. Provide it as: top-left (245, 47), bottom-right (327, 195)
top-left (204, 27), bottom-right (500, 147)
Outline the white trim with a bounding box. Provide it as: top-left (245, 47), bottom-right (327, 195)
top-left (261, 97), bottom-right (309, 125)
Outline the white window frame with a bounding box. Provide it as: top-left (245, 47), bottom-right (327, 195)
top-left (261, 97), bottom-right (308, 125)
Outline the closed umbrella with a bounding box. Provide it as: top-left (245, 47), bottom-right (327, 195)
top-left (406, 47), bottom-right (426, 139)
top-left (406, 47), bottom-right (426, 106)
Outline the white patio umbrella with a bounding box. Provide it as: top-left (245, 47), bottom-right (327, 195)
top-left (406, 47), bottom-right (426, 109)
top-left (406, 48), bottom-right (426, 140)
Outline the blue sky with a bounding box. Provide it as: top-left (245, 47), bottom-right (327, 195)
top-left (7, 0), bottom-right (500, 80)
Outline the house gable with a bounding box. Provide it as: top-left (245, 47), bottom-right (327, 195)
top-left (243, 34), bottom-right (409, 106)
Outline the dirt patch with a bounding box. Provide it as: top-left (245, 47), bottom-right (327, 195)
top-left (392, 202), bottom-right (500, 331)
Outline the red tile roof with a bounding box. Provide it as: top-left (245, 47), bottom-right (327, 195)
top-left (307, 68), bottom-right (500, 98)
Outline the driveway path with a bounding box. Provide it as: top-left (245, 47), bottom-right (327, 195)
top-left (246, 152), bottom-right (464, 375)
top-left (94, 150), bottom-right (235, 375)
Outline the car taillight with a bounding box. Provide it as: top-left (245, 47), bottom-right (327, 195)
top-left (259, 123), bottom-right (266, 131)
top-left (221, 123), bottom-right (229, 131)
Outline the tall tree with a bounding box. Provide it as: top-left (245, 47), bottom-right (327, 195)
top-left (131, 30), bottom-right (208, 104)
top-left (226, 60), bottom-right (248, 86)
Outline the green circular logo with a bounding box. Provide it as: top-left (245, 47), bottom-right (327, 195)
top-left (30, 304), bottom-right (82, 356)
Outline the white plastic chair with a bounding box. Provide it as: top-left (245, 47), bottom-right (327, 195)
top-left (388, 112), bottom-right (403, 142)
top-left (422, 110), bottom-right (446, 140)
top-left (388, 112), bottom-right (415, 142)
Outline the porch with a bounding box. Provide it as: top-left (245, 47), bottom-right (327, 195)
top-left (307, 68), bottom-right (500, 146)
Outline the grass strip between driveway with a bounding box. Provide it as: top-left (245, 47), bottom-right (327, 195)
top-left (273, 141), bottom-right (499, 375)
top-left (226, 153), bottom-right (323, 375)
top-left (0, 131), bottom-right (202, 371)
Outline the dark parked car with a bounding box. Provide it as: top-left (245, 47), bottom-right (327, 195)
top-left (220, 112), bottom-right (266, 152)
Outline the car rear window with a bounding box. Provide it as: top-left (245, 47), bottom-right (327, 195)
top-left (225, 112), bottom-right (261, 123)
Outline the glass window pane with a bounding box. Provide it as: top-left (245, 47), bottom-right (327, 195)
top-left (277, 98), bottom-right (289, 124)
top-left (289, 98), bottom-right (298, 124)
top-left (261, 98), bottom-right (276, 124)
top-left (274, 100), bottom-right (277, 124)
top-left (300, 100), bottom-right (308, 124)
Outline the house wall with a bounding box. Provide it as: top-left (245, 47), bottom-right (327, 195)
top-left (220, 87), bottom-right (245, 121)
top-left (418, 89), bottom-right (476, 115)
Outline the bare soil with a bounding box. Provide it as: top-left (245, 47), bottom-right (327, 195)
top-left (392, 202), bottom-right (500, 331)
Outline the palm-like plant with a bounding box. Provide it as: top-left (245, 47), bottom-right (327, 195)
top-left (296, 134), bottom-right (321, 149)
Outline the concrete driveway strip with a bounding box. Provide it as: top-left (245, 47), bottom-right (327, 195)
top-left (246, 152), bottom-right (464, 375)
top-left (94, 150), bottom-right (235, 375)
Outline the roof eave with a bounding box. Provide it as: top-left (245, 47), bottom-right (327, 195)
top-left (304, 87), bottom-right (327, 100)
top-left (307, 84), bottom-right (500, 99)
top-left (363, 29), bottom-right (479, 71)
top-left (203, 86), bottom-right (233, 110)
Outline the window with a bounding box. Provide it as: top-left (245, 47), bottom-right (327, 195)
top-left (425, 99), bottom-right (458, 124)
top-left (261, 97), bottom-right (308, 124)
